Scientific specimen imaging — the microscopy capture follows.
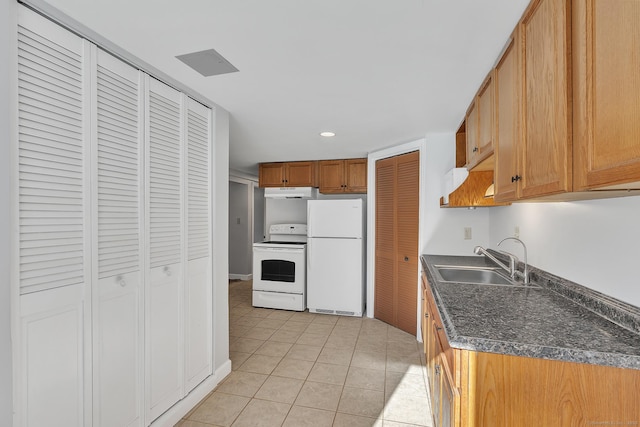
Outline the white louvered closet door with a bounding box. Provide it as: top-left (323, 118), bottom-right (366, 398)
top-left (184, 98), bottom-right (212, 393)
top-left (92, 48), bottom-right (144, 427)
top-left (146, 77), bottom-right (185, 422)
top-left (16, 6), bottom-right (89, 427)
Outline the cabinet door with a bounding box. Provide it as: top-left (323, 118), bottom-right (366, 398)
top-left (494, 34), bottom-right (520, 202)
top-left (286, 161), bottom-right (317, 187)
top-left (318, 160), bottom-right (345, 193)
top-left (93, 48), bottom-right (144, 427)
top-left (440, 365), bottom-right (456, 427)
top-left (477, 75), bottom-right (494, 161)
top-left (520, 0), bottom-right (572, 198)
top-left (259, 163), bottom-right (285, 187)
top-left (465, 102), bottom-right (479, 167)
top-left (146, 77), bottom-right (184, 422)
top-left (573, 0), bottom-right (640, 190)
top-left (185, 98), bottom-right (212, 392)
top-left (345, 158), bottom-right (368, 193)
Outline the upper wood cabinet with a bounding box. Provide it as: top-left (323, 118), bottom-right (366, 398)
top-left (494, 31), bottom-right (521, 203)
top-left (466, 74), bottom-right (495, 170)
top-left (318, 158), bottom-right (367, 193)
top-left (258, 161), bottom-right (317, 187)
top-left (519, 0), bottom-right (572, 199)
top-left (573, 0), bottom-right (640, 191)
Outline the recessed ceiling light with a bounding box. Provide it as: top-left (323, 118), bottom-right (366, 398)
top-left (320, 131), bottom-right (335, 137)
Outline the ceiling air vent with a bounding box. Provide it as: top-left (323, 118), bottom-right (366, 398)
top-left (176, 48), bottom-right (238, 77)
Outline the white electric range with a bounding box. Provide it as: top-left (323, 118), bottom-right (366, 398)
top-left (252, 224), bottom-right (307, 311)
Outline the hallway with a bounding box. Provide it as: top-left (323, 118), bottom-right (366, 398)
top-left (176, 280), bottom-right (432, 426)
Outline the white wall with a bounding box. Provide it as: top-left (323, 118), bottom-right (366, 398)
top-left (0, 0), bottom-right (15, 423)
top-left (489, 197), bottom-right (640, 308)
top-left (422, 133), bottom-right (491, 255)
top-left (212, 108), bottom-right (230, 374)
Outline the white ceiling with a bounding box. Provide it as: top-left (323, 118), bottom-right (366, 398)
top-left (41, 0), bottom-right (530, 174)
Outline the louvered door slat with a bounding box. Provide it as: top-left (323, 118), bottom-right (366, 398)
top-left (18, 13), bottom-right (86, 294)
top-left (96, 50), bottom-right (141, 279)
top-left (186, 101), bottom-right (210, 261)
top-left (148, 80), bottom-right (182, 269)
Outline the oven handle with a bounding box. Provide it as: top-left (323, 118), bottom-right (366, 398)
top-left (253, 247), bottom-right (304, 254)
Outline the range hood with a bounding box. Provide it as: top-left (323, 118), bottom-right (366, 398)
top-left (264, 187), bottom-right (318, 199)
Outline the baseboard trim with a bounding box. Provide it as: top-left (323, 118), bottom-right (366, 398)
top-left (150, 359), bottom-right (232, 426)
top-left (229, 273), bottom-right (252, 281)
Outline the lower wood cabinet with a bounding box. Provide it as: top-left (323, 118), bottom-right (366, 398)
top-left (421, 271), bottom-right (640, 427)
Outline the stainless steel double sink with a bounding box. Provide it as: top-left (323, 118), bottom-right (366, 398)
top-left (433, 265), bottom-right (537, 287)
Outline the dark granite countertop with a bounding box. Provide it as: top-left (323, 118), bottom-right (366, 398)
top-left (421, 254), bottom-right (640, 370)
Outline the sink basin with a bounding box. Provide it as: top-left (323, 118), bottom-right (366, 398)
top-left (435, 266), bottom-right (516, 286)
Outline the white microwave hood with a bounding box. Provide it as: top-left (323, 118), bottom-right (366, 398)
top-left (264, 187), bottom-right (318, 199)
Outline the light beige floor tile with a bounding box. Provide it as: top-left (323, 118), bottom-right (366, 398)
top-left (188, 392), bottom-right (249, 426)
top-left (216, 371), bottom-right (269, 397)
top-left (336, 316), bottom-right (363, 327)
top-left (383, 393), bottom-right (431, 426)
top-left (237, 354), bottom-right (282, 375)
top-left (351, 351), bottom-right (386, 371)
top-left (266, 310), bottom-right (295, 320)
top-left (304, 323), bottom-right (335, 335)
top-left (286, 344), bottom-right (322, 361)
top-left (307, 362), bottom-right (349, 385)
top-left (282, 406), bottom-right (335, 427)
top-left (386, 353), bottom-right (424, 375)
top-left (233, 316), bottom-right (262, 328)
top-left (345, 366), bottom-right (386, 391)
top-left (288, 311), bottom-right (317, 323)
top-left (229, 325), bottom-right (252, 338)
top-left (294, 381), bottom-right (342, 411)
top-left (324, 334), bottom-right (358, 349)
top-left (244, 327), bottom-right (277, 340)
top-left (338, 386), bottom-right (385, 418)
top-left (232, 306), bottom-right (253, 316)
top-left (280, 320), bottom-right (310, 332)
top-left (230, 351), bottom-right (252, 370)
top-left (271, 357), bottom-right (314, 380)
top-left (385, 372), bottom-right (428, 400)
top-left (382, 421), bottom-right (427, 427)
top-left (317, 346), bottom-right (354, 366)
top-left (245, 308), bottom-right (273, 318)
top-left (230, 399), bottom-right (290, 427)
top-left (229, 337), bottom-right (264, 354)
top-left (254, 376), bottom-right (304, 404)
top-left (333, 413), bottom-right (383, 427)
top-left (296, 332), bottom-right (329, 346)
top-left (311, 314), bottom-right (339, 325)
top-left (268, 329), bottom-right (302, 343)
top-left (176, 419), bottom-right (224, 427)
top-left (256, 318), bottom-right (287, 329)
top-left (254, 340), bottom-right (293, 358)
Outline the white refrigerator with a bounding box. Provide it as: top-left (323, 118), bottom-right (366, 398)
top-left (307, 199), bottom-right (364, 317)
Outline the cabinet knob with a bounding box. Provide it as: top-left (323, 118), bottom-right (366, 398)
top-left (473, 147), bottom-right (478, 153)
top-left (404, 256), bottom-right (409, 262)
top-left (436, 326), bottom-right (443, 331)
top-left (425, 312), bottom-right (429, 319)
top-left (511, 175), bottom-right (521, 182)
top-left (435, 365), bottom-right (441, 375)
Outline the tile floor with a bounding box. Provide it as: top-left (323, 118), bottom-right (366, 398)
top-left (176, 280), bottom-right (433, 427)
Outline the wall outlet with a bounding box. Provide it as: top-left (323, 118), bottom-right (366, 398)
top-left (464, 227), bottom-right (472, 240)
top-left (514, 225), bottom-right (520, 238)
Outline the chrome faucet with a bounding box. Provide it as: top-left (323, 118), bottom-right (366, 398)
top-left (498, 237), bottom-right (529, 284)
top-left (473, 237), bottom-right (529, 284)
top-left (473, 246), bottom-right (514, 278)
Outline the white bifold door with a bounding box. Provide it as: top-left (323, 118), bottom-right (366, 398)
top-left (92, 48), bottom-right (144, 427)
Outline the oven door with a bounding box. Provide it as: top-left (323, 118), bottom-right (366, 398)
top-left (253, 246), bottom-right (305, 294)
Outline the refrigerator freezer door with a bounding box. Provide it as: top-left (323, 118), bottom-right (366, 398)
top-left (307, 199), bottom-right (363, 239)
top-left (307, 237), bottom-right (363, 316)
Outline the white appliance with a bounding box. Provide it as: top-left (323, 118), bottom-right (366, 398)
top-left (264, 187), bottom-right (317, 199)
top-left (253, 224), bottom-right (308, 311)
top-left (307, 199), bottom-right (364, 317)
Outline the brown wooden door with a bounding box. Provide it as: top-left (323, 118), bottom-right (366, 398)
top-left (573, 0), bottom-right (640, 190)
top-left (259, 162), bottom-right (286, 187)
top-left (520, 0), bottom-right (572, 198)
top-left (374, 151), bottom-right (419, 335)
